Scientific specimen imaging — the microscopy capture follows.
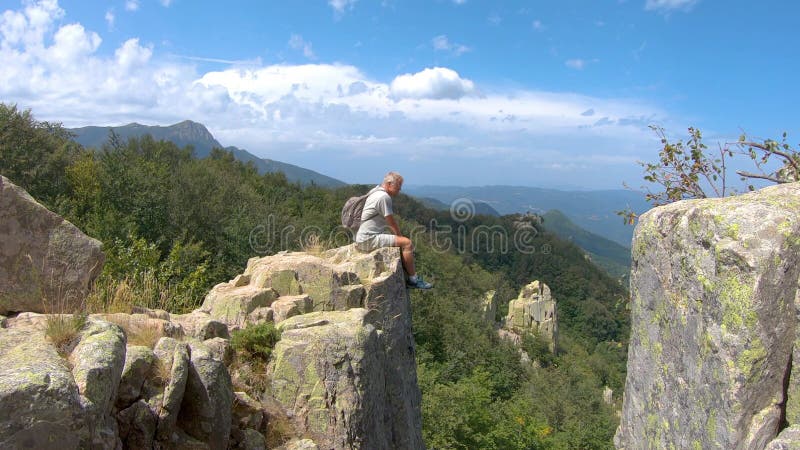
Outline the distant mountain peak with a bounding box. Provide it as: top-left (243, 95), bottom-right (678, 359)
top-left (68, 120), bottom-right (346, 188)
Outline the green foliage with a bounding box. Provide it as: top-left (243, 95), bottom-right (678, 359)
top-left (407, 209), bottom-right (627, 448)
top-left (231, 322), bottom-right (281, 360)
top-left (0, 103), bottom-right (82, 207)
top-left (418, 365), bottom-right (498, 450)
top-left (640, 126), bottom-right (732, 205)
top-left (1, 104), bottom-right (630, 448)
top-left (522, 332), bottom-right (556, 368)
top-left (621, 126), bottom-right (800, 222)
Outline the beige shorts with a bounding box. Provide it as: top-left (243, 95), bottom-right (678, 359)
top-left (355, 233), bottom-right (396, 252)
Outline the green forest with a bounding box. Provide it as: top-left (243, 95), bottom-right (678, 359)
top-left (0, 103), bottom-right (630, 449)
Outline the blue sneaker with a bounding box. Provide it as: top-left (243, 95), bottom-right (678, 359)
top-left (407, 276), bottom-right (433, 289)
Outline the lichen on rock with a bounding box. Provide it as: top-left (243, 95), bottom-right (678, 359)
top-left (616, 183), bottom-right (800, 449)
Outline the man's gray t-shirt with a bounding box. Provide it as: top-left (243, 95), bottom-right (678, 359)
top-left (355, 186), bottom-right (393, 243)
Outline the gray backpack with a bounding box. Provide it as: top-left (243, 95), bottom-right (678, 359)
top-left (341, 187), bottom-right (381, 231)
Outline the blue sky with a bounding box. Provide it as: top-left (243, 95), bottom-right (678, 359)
top-left (1, 0), bottom-right (798, 189)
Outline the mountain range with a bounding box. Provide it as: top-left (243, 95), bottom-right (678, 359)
top-left (67, 119), bottom-right (646, 268)
top-left (69, 121), bottom-right (346, 188)
top-left (541, 210), bottom-right (631, 282)
top-left (403, 185), bottom-right (650, 247)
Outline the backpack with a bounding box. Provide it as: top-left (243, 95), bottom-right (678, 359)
top-left (341, 187), bottom-right (381, 231)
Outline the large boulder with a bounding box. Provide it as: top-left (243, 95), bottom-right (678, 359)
top-left (247, 246), bottom-right (423, 449)
top-left (0, 326), bottom-right (87, 449)
top-left (0, 175), bottom-right (104, 314)
top-left (270, 309), bottom-right (388, 449)
top-left (177, 340), bottom-right (234, 449)
top-left (616, 183), bottom-right (800, 449)
top-left (70, 320), bottom-right (127, 449)
top-left (505, 280), bottom-right (558, 352)
top-left (153, 337), bottom-right (191, 442)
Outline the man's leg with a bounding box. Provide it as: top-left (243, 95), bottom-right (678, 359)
top-left (395, 236), bottom-right (416, 277)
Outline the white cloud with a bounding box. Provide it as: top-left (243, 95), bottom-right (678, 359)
top-left (115, 38), bottom-right (152, 69)
top-left (328, 0), bottom-right (356, 14)
top-left (452, 0), bottom-right (466, 4)
top-left (1, 0), bottom-right (64, 48)
top-left (645, 0), bottom-right (697, 12)
top-left (125, 0), bottom-right (139, 12)
top-left (488, 13), bottom-right (501, 25)
top-left (390, 67), bottom-right (475, 100)
top-left (566, 59), bottom-right (585, 70)
top-left (0, 1), bottom-right (674, 188)
top-left (289, 34), bottom-right (315, 59)
top-left (431, 35), bottom-right (470, 56)
top-left (48, 23), bottom-right (101, 64)
top-left (532, 20), bottom-right (543, 31)
top-left (160, 0), bottom-right (173, 6)
top-left (105, 9), bottom-right (115, 29)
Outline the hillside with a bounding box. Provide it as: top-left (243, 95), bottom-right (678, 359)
top-left (415, 196), bottom-right (501, 217)
top-left (2, 104), bottom-right (628, 449)
top-left (69, 120), bottom-right (346, 187)
top-left (405, 184), bottom-right (650, 247)
top-left (542, 209), bottom-right (631, 282)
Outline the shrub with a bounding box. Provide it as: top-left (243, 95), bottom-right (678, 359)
top-left (231, 322), bottom-right (281, 360)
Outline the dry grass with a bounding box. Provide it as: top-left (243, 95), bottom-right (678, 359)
top-left (301, 233), bottom-right (331, 256)
top-left (151, 357), bottom-right (172, 387)
top-left (127, 321), bottom-right (163, 348)
top-left (85, 272), bottom-right (188, 314)
top-left (45, 313), bottom-right (87, 356)
top-left (100, 314), bottom-right (164, 349)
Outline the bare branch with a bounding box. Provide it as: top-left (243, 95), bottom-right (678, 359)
top-left (735, 170), bottom-right (789, 184)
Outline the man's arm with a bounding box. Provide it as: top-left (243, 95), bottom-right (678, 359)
top-left (385, 214), bottom-right (403, 237)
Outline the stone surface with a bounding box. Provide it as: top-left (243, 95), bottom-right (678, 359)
top-left (178, 340), bottom-right (234, 449)
top-left (238, 428), bottom-right (267, 450)
top-left (0, 240), bottom-right (422, 449)
top-left (766, 426), bottom-right (800, 450)
top-left (246, 246), bottom-right (423, 449)
top-left (272, 294), bottom-right (312, 324)
top-left (171, 310), bottom-right (229, 340)
top-left (505, 280), bottom-right (558, 352)
top-left (245, 250), bottom-right (371, 312)
top-left (270, 309), bottom-right (388, 449)
top-left (117, 399), bottom-right (157, 450)
top-left (786, 288), bottom-right (800, 425)
top-left (0, 175), bottom-right (104, 314)
top-left (482, 289), bottom-right (498, 323)
top-left (200, 282), bottom-right (279, 330)
top-left (0, 327), bottom-right (86, 449)
top-left (616, 183), bottom-right (800, 449)
top-left (205, 336), bottom-right (234, 366)
top-left (70, 320), bottom-right (127, 449)
top-left (154, 337), bottom-right (190, 441)
top-left (117, 345), bottom-right (156, 409)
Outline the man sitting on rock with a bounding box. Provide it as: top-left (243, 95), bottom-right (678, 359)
top-left (355, 171), bottom-right (433, 289)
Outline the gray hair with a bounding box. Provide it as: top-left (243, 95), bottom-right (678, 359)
top-left (383, 171), bottom-right (404, 186)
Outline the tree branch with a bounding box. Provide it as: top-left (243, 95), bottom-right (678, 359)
top-left (735, 170), bottom-right (788, 184)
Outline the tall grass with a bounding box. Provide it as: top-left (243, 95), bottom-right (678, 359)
top-left (85, 271), bottom-right (200, 314)
top-left (45, 313), bottom-right (87, 356)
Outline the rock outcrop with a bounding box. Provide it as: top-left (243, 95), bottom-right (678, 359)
top-left (0, 175), bottom-right (104, 314)
top-left (0, 180), bottom-right (423, 449)
top-left (616, 183), bottom-right (800, 449)
top-left (482, 290), bottom-right (497, 324)
top-left (239, 246), bottom-right (424, 449)
top-left (505, 280), bottom-right (558, 352)
top-left (0, 246), bottom-right (423, 449)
